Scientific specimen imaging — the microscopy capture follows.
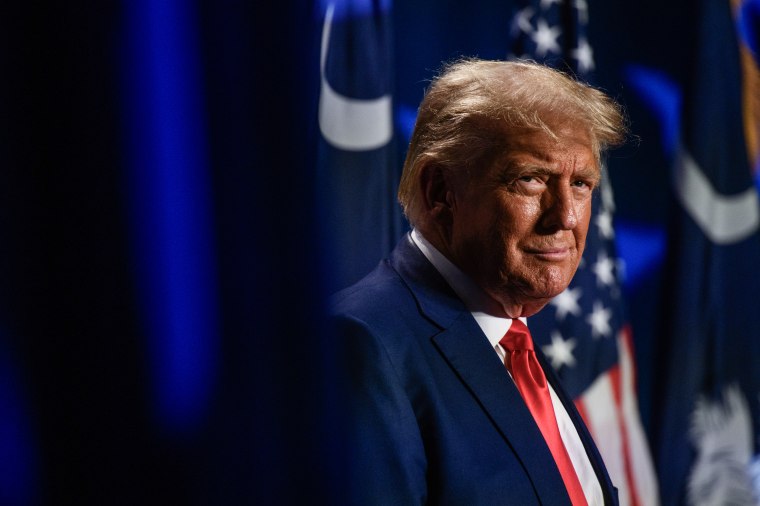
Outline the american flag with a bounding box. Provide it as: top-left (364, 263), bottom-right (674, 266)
top-left (507, 1), bottom-right (660, 504)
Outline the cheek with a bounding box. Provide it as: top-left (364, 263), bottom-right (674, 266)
top-left (579, 199), bottom-right (593, 226)
top-left (498, 197), bottom-right (539, 232)
top-left (492, 215), bottom-right (523, 254)
top-left (517, 199), bottom-right (542, 222)
top-left (573, 201), bottom-right (591, 242)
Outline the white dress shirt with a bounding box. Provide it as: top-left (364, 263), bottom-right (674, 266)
top-left (411, 229), bottom-right (604, 506)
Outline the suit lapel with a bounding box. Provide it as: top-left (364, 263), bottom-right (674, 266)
top-left (390, 235), bottom-right (572, 504)
top-left (432, 316), bottom-right (572, 504)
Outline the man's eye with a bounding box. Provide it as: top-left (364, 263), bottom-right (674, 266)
top-left (572, 179), bottom-right (590, 188)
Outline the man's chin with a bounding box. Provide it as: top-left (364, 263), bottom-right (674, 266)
top-left (536, 268), bottom-right (576, 296)
top-left (493, 290), bottom-right (557, 318)
top-left (487, 272), bottom-right (573, 315)
top-left (518, 285), bottom-right (570, 313)
top-left (518, 300), bottom-right (553, 318)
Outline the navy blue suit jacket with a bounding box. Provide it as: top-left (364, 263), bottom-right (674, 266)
top-left (330, 234), bottom-right (618, 505)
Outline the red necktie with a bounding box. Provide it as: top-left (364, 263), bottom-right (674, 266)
top-left (500, 320), bottom-right (588, 506)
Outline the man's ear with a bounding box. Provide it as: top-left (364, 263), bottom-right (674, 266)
top-left (419, 163), bottom-right (455, 224)
top-left (420, 163), bottom-right (456, 237)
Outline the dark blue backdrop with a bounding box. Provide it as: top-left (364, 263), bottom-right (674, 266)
top-left (0, 2), bottom-right (344, 504)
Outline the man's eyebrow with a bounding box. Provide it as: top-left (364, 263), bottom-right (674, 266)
top-left (493, 164), bottom-right (552, 183)
top-left (499, 162), bottom-right (601, 183)
top-left (512, 165), bottom-right (555, 175)
top-left (576, 166), bottom-right (602, 184)
top-left (501, 162), bottom-right (567, 175)
top-left (500, 159), bottom-right (552, 172)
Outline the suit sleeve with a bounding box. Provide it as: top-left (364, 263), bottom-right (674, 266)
top-left (330, 314), bottom-right (427, 505)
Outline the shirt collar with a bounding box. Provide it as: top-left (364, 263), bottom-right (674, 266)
top-left (410, 229), bottom-right (527, 348)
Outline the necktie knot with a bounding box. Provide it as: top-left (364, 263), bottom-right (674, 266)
top-left (499, 319), bottom-right (534, 352)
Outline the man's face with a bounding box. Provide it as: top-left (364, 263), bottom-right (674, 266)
top-left (446, 126), bottom-right (598, 317)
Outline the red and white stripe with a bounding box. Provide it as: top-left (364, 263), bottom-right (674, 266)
top-left (575, 326), bottom-right (660, 506)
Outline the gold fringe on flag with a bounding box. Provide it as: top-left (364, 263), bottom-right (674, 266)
top-left (733, 0), bottom-right (760, 174)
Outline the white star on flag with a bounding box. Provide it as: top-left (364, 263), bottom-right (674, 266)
top-left (595, 207), bottom-right (614, 239)
top-left (540, 0), bottom-right (562, 9)
top-left (550, 286), bottom-right (583, 321)
top-left (512, 6), bottom-right (535, 36)
top-left (600, 170), bottom-right (616, 212)
top-left (531, 19), bottom-right (561, 57)
top-left (586, 301), bottom-right (612, 338)
top-left (592, 251), bottom-right (616, 287)
top-left (574, 0), bottom-right (589, 24)
top-left (542, 331), bottom-right (578, 370)
top-left (572, 38), bottom-right (595, 73)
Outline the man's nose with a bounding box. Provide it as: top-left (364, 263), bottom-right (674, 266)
top-left (541, 185), bottom-right (578, 231)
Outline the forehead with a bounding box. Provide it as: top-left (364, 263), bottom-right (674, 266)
top-left (491, 126), bottom-right (597, 172)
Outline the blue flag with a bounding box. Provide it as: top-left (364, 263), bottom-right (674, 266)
top-left (647, 1), bottom-right (760, 503)
top-left (507, 2), bottom-right (659, 504)
top-left (317, 0), bottom-right (403, 293)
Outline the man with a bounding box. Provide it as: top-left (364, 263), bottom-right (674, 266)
top-left (330, 58), bottom-right (626, 505)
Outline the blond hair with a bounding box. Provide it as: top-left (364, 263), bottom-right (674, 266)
top-left (397, 58), bottom-right (627, 225)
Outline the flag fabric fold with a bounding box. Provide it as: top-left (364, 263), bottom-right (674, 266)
top-left (317, 0), bottom-right (403, 293)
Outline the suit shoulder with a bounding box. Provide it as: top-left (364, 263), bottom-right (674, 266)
top-left (328, 259), bottom-right (437, 353)
top-left (330, 260), bottom-right (411, 318)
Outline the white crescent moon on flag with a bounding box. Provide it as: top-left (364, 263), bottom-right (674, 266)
top-left (674, 148), bottom-right (760, 244)
top-left (318, 2), bottom-right (393, 151)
